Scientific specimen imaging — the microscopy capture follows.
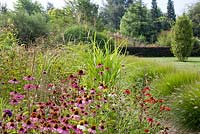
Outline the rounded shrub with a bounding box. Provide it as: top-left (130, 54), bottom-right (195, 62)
top-left (64, 25), bottom-right (114, 49)
top-left (171, 13), bottom-right (193, 62)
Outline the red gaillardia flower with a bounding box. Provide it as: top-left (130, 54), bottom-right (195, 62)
top-left (124, 89), bottom-right (131, 95)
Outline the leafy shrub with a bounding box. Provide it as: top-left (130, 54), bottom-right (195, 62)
top-left (172, 83), bottom-right (200, 130)
top-left (12, 11), bottom-right (49, 45)
top-left (156, 30), bottom-right (172, 46)
top-left (192, 37), bottom-right (200, 53)
top-left (171, 14), bottom-right (193, 61)
top-left (64, 25), bottom-right (114, 49)
top-left (0, 23), bottom-right (17, 50)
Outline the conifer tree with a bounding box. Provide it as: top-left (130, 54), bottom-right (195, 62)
top-left (172, 14), bottom-right (193, 61)
top-left (167, 0), bottom-right (176, 21)
top-left (151, 0), bottom-right (159, 20)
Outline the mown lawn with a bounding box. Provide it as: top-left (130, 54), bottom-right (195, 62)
top-left (140, 57), bottom-right (200, 70)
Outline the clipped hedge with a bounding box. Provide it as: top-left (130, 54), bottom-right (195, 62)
top-left (64, 25), bottom-right (114, 49)
top-left (121, 46), bottom-right (200, 57)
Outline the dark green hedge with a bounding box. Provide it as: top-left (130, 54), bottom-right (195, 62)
top-left (121, 46), bottom-right (200, 57)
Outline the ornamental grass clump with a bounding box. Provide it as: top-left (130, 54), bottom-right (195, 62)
top-left (172, 83), bottom-right (200, 131)
top-left (82, 42), bottom-right (124, 88)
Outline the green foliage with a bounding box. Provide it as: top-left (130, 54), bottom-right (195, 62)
top-left (156, 30), bottom-right (172, 46)
top-left (150, 0), bottom-right (163, 40)
top-left (48, 8), bottom-right (74, 33)
top-left (152, 71), bottom-right (199, 97)
top-left (12, 11), bottom-right (49, 44)
top-left (171, 14), bottom-right (193, 61)
top-left (0, 25), bottom-right (17, 50)
top-left (81, 43), bottom-right (123, 87)
top-left (192, 37), bottom-right (200, 53)
top-left (157, 16), bottom-right (172, 30)
top-left (14, 0), bottom-right (43, 15)
top-left (172, 83), bottom-right (200, 130)
top-left (167, 0), bottom-right (176, 21)
top-left (187, 1), bottom-right (200, 38)
top-left (67, 0), bottom-right (98, 26)
top-left (120, 1), bottom-right (152, 42)
top-left (0, 12), bottom-right (17, 50)
top-left (64, 25), bottom-right (114, 49)
top-left (101, 0), bottom-right (128, 30)
top-left (151, 0), bottom-right (160, 20)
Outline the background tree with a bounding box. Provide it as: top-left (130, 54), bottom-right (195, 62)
top-left (67, 0), bottom-right (98, 26)
top-left (120, 0), bottom-right (152, 42)
top-left (150, 0), bottom-right (162, 42)
top-left (13, 0), bottom-right (48, 44)
top-left (101, 0), bottom-right (129, 30)
top-left (151, 0), bottom-right (159, 20)
top-left (46, 2), bottom-right (54, 11)
top-left (187, 2), bottom-right (200, 38)
top-left (0, 3), bottom-right (8, 13)
top-left (167, 0), bottom-right (176, 21)
top-left (172, 13), bottom-right (193, 62)
top-left (14, 0), bottom-right (43, 15)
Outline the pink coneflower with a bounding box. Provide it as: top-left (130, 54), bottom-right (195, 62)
top-left (68, 74), bottom-right (76, 80)
top-left (98, 71), bottom-right (104, 75)
top-left (22, 120), bottom-right (34, 129)
top-left (10, 99), bottom-right (19, 105)
top-left (98, 124), bottom-right (105, 131)
top-left (23, 75), bottom-right (35, 81)
top-left (15, 94), bottom-right (25, 100)
top-left (88, 126), bottom-right (96, 134)
top-left (98, 84), bottom-right (107, 90)
top-left (42, 71), bottom-right (47, 75)
top-left (96, 63), bottom-right (103, 68)
top-left (57, 126), bottom-right (70, 134)
top-left (72, 115), bottom-right (80, 120)
top-left (8, 78), bottom-right (19, 84)
top-left (6, 122), bottom-right (15, 130)
top-left (23, 84), bottom-right (36, 90)
top-left (105, 67), bottom-right (110, 71)
top-left (90, 88), bottom-right (96, 94)
top-left (18, 127), bottom-right (27, 134)
top-left (71, 82), bottom-right (79, 89)
top-left (78, 70), bottom-right (85, 76)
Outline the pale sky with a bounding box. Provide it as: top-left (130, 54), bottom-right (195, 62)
top-left (0, 0), bottom-right (199, 15)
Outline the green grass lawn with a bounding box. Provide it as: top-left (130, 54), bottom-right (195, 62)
top-left (140, 57), bottom-right (200, 70)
